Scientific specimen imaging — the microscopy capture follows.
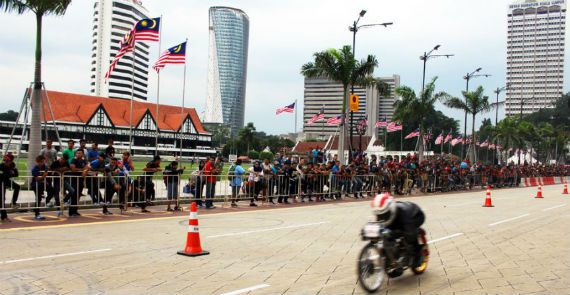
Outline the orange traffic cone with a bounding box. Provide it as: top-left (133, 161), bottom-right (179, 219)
top-left (177, 202), bottom-right (210, 257)
top-left (563, 182), bottom-right (568, 195)
top-left (483, 185), bottom-right (494, 207)
top-left (535, 185), bottom-right (544, 199)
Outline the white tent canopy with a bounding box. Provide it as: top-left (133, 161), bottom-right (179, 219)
top-left (506, 152), bottom-right (539, 165)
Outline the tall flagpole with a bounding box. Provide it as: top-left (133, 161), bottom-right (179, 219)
top-left (400, 128), bottom-right (403, 151)
top-left (294, 99), bottom-right (298, 138)
top-left (154, 15), bottom-right (163, 156)
top-left (179, 38), bottom-right (188, 159)
top-left (128, 42), bottom-right (137, 153)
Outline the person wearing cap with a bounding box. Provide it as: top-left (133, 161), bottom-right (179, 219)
top-left (143, 155), bottom-right (162, 203)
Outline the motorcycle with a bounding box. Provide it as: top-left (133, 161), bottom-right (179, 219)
top-left (357, 221), bottom-right (429, 293)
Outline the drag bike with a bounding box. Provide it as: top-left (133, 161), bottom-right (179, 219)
top-left (357, 221), bottom-right (429, 293)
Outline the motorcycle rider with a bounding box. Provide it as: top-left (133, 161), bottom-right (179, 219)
top-left (371, 193), bottom-right (425, 265)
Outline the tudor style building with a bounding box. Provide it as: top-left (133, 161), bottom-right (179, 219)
top-left (0, 90), bottom-right (214, 158)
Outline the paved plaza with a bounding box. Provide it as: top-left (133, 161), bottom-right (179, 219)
top-left (1, 184), bottom-right (569, 294)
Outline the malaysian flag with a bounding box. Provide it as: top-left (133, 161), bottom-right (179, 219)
top-left (488, 144), bottom-right (496, 150)
top-left (134, 17), bottom-right (161, 42)
top-left (476, 141), bottom-right (481, 146)
top-left (104, 17), bottom-right (161, 81)
top-left (326, 115), bottom-right (342, 125)
top-left (404, 129), bottom-right (420, 139)
top-left (386, 122), bottom-right (403, 132)
top-left (307, 107), bottom-right (325, 125)
top-left (444, 133), bottom-right (453, 143)
top-left (276, 102), bottom-right (295, 115)
top-left (375, 117), bottom-right (388, 128)
top-left (153, 41), bottom-right (186, 72)
top-left (434, 133), bottom-right (444, 145)
top-left (480, 141), bottom-right (489, 148)
top-left (358, 116), bottom-right (368, 128)
top-left (451, 138), bottom-right (460, 146)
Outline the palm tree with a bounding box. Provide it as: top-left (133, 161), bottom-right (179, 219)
top-left (1, 0), bottom-right (71, 173)
top-left (238, 122), bottom-right (257, 154)
top-left (301, 45), bottom-right (378, 164)
top-left (493, 117), bottom-right (522, 164)
top-left (443, 86), bottom-right (491, 163)
top-left (393, 77), bottom-right (449, 162)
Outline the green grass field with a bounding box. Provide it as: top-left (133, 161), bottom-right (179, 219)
top-left (14, 159), bottom-right (251, 176)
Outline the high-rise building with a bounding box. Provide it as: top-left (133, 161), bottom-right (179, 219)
top-left (303, 76), bottom-right (400, 140)
top-left (91, 0), bottom-right (152, 101)
top-left (205, 6), bottom-right (250, 136)
top-left (506, 0), bottom-right (566, 116)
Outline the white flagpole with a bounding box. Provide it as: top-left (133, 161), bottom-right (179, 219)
top-left (128, 42), bottom-right (137, 153)
top-left (179, 39), bottom-right (188, 159)
top-left (154, 15), bottom-right (163, 156)
top-left (294, 99), bottom-right (297, 137)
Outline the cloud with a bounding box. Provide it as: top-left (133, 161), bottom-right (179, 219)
top-left (0, 0), bottom-right (567, 136)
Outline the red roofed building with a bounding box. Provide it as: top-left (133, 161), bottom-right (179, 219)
top-left (1, 90), bottom-right (214, 157)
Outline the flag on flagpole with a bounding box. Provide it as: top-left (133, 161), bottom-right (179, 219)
top-left (444, 133), bottom-right (453, 143)
top-left (404, 129), bottom-right (420, 139)
top-left (386, 122), bottom-right (403, 132)
top-left (435, 133), bottom-right (444, 145)
top-left (105, 17), bottom-right (161, 81)
top-left (134, 17), bottom-right (161, 41)
top-left (307, 107), bottom-right (325, 125)
top-left (451, 138), bottom-right (460, 146)
top-left (375, 117), bottom-right (388, 128)
top-left (153, 41), bottom-right (186, 72)
top-left (326, 115), bottom-right (342, 125)
top-left (276, 102), bottom-right (295, 115)
top-left (480, 140), bottom-right (489, 148)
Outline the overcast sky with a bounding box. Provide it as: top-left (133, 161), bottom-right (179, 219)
top-left (0, 0), bottom-right (568, 135)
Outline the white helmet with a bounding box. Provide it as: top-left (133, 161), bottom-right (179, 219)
top-left (371, 193), bottom-right (397, 226)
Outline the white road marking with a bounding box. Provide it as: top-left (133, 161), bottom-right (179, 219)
top-left (542, 204), bottom-right (566, 211)
top-left (428, 233), bottom-right (464, 244)
top-left (207, 221), bottom-right (329, 239)
top-left (488, 214), bottom-right (530, 227)
top-left (220, 284), bottom-right (270, 295)
top-left (0, 248), bottom-right (112, 265)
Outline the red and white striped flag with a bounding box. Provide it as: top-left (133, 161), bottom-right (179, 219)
top-left (434, 133), bottom-right (444, 145)
top-left (480, 141), bottom-right (489, 148)
top-left (404, 129), bottom-right (420, 139)
top-left (276, 102), bottom-right (295, 115)
top-left (326, 116), bottom-right (342, 125)
top-left (153, 41), bottom-right (186, 72)
top-left (386, 122), bottom-right (403, 132)
top-left (307, 107), bottom-right (325, 125)
top-left (375, 118), bottom-right (388, 128)
top-left (444, 133), bottom-right (453, 143)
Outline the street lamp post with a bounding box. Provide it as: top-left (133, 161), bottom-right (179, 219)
top-left (418, 45), bottom-right (453, 158)
top-left (462, 68), bottom-right (491, 160)
top-left (492, 85), bottom-right (508, 164)
top-left (349, 9), bottom-right (392, 162)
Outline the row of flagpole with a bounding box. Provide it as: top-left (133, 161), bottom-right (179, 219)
top-left (104, 16), bottom-right (189, 156)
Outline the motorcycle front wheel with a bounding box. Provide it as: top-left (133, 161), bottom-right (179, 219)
top-left (357, 242), bottom-right (386, 293)
top-left (412, 229), bottom-right (429, 275)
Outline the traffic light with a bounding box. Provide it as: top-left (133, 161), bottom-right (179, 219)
top-left (349, 94), bottom-right (359, 112)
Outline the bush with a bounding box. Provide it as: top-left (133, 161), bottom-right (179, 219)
top-left (259, 151), bottom-right (274, 161)
top-left (248, 150), bottom-right (259, 160)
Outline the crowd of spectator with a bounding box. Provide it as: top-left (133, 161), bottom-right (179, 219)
top-left (1, 139), bottom-right (569, 223)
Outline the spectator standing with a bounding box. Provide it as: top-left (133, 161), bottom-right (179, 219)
top-left (68, 150), bottom-right (88, 217)
top-left (192, 160), bottom-right (206, 208)
top-left (103, 157), bottom-right (127, 214)
top-left (229, 159), bottom-right (246, 207)
top-left (40, 139), bottom-right (58, 167)
top-left (105, 139), bottom-right (115, 159)
top-left (0, 153), bottom-right (20, 211)
top-left (88, 153), bottom-right (106, 206)
top-left (31, 155), bottom-right (52, 220)
top-left (48, 155), bottom-right (71, 216)
top-left (78, 139), bottom-right (89, 159)
top-left (143, 155), bottom-right (162, 202)
top-left (62, 139), bottom-right (75, 164)
top-left (164, 161), bottom-right (185, 211)
top-left (203, 156), bottom-right (219, 209)
top-left (87, 142), bottom-right (100, 162)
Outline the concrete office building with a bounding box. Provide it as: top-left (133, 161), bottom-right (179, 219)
top-left (205, 7), bottom-right (250, 136)
top-left (506, 0), bottom-right (566, 115)
top-left (91, 0), bottom-right (152, 101)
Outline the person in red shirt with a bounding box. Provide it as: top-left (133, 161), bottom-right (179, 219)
top-left (203, 156), bottom-right (218, 209)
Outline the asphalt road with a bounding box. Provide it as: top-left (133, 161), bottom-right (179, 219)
top-left (1, 184), bottom-right (569, 294)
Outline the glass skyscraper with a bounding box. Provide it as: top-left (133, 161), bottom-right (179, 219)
top-left (205, 6), bottom-right (250, 136)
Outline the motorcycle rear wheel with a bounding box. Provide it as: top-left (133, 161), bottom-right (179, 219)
top-left (357, 242), bottom-right (386, 293)
top-left (412, 229), bottom-right (429, 275)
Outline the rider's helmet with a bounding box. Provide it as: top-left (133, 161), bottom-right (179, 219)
top-left (371, 193), bottom-right (397, 226)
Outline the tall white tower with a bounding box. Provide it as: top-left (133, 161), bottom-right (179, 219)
top-left (506, 0), bottom-right (567, 116)
top-left (91, 0), bottom-right (152, 100)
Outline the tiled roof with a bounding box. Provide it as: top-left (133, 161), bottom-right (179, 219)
top-left (41, 90), bottom-right (207, 134)
top-left (292, 141), bottom-right (327, 154)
